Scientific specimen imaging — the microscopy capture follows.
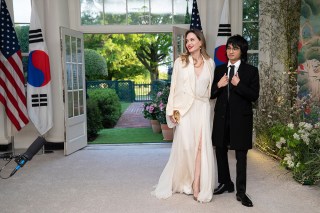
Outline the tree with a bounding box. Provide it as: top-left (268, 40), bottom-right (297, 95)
top-left (84, 34), bottom-right (148, 80)
top-left (84, 33), bottom-right (172, 82)
top-left (84, 49), bottom-right (108, 80)
top-left (136, 33), bottom-right (172, 82)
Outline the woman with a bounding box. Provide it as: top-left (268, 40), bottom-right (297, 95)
top-left (152, 29), bottom-right (217, 203)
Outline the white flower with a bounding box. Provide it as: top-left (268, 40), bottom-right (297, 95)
top-left (304, 123), bottom-right (313, 131)
top-left (287, 123), bottom-right (294, 129)
top-left (301, 134), bottom-right (310, 145)
top-left (276, 141), bottom-right (282, 149)
top-left (296, 162), bottom-right (301, 168)
top-left (299, 122), bottom-right (306, 128)
top-left (293, 133), bottom-right (300, 140)
top-left (276, 137), bottom-right (286, 149)
top-left (284, 154), bottom-right (295, 168)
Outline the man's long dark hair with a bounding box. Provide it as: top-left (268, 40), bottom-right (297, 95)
top-left (226, 34), bottom-right (248, 63)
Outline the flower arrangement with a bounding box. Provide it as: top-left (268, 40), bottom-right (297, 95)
top-left (142, 102), bottom-right (159, 120)
top-left (154, 86), bottom-right (170, 124)
top-left (271, 122), bottom-right (320, 184)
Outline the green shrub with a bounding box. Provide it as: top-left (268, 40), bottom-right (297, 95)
top-left (84, 49), bottom-right (108, 80)
top-left (88, 88), bottom-right (121, 128)
top-left (86, 98), bottom-right (103, 141)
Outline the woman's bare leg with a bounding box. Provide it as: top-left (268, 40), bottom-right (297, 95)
top-left (193, 133), bottom-right (202, 200)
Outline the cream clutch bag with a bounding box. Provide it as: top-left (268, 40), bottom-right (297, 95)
top-left (173, 110), bottom-right (180, 123)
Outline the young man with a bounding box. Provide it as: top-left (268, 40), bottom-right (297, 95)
top-left (211, 35), bottom-right (260, 207)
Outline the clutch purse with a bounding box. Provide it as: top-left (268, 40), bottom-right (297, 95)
top-left (173, 110), bottom-right (180, 123)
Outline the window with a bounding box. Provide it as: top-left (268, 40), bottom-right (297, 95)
top-left (80, 0), bottom-right (192, 26)
top-left (13, 0), bottom-right (31, 75)
top-left (242, 0), bottom-right (259, 67)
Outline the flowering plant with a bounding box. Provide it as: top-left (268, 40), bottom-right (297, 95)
top-left (271, 122), bottom-right (320, 184)
top-left (142, 102), bottom-right (159, 120)
top-left (154, 86), bottom-right (170, 124)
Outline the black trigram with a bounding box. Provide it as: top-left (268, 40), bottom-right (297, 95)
top-left (217, 24), bottom-right (231, 36)
top-left (29, 29), bottom-right (44, 44)
top-left (31, 94), bottom-right (48, 107)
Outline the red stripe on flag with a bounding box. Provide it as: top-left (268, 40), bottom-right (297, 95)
top-left (0, 78), bottom-right (29, 125)
top-left (0, 78), bottom-right (29, 124)
top-left (0, 59), bottom-right (27, 107)
top-left (0, 94), bottom-right (22, 130)
top-left (10, 50), bottom-right (25, 84)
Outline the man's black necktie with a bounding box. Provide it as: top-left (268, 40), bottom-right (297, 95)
top-left (228, 65), bottom-right (235, 99)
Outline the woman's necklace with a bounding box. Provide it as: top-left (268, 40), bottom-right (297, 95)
top-left (193, 57), bottom-right (203, 68)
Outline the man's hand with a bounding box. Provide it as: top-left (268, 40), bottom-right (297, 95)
top-left (218, 73), bottom-right (228, 88)
top-left (231, 72), bottom-right (240, 86)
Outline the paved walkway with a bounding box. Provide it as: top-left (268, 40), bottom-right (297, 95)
top-left (115, 102), bottom-right (151, 128)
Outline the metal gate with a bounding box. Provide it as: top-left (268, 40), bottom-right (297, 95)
top-left (134, 82), bottom-right (152, 102)
top-left (87, 80), bottom-right (168, 102)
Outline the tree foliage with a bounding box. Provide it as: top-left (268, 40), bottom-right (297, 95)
top-left (136, 33), bottom-right (172, 82)
top-left (84, 33), bottom-right (172, 82)
top-left (84, 49), bottom-right (108, 80)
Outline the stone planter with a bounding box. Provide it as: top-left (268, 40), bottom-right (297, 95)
top-left (160, 124), bottom-right (173, 141)
top-left (150, 119), bottom-right (161, 133)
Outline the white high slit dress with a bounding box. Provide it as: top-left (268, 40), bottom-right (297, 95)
top-left (152, 58), bottom-right (217, 203)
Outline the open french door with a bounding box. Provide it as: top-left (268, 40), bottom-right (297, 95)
top-left (172, 26), bottom-right (188, 60)
top-left (60, 27), bottom-right (87, 155)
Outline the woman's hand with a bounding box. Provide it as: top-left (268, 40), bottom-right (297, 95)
top-left (169, 115), bottom-right (177, 124)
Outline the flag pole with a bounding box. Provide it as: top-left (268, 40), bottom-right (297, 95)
top-left (10, 123), bottom-right (15, 156)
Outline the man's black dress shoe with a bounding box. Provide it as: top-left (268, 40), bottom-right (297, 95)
top-left (236, 193), bottom-right (253, 207)
top-left (213, 182), bottom-right (234, 195)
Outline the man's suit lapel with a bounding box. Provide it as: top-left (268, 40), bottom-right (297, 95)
top-left (237, 62), bottom-right (245, 78)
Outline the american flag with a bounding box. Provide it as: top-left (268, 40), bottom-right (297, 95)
top-left (0, 0), bottom-right (29, 130)
top-left (190, 0), bottom-right (202, 31)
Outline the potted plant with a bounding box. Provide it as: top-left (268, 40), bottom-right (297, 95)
top-left (155, 86), bottom-right (173, 141)
top-left (142, 102), bottom-right (161, 133)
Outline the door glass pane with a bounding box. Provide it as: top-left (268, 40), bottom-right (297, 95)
top-left (73, 64), bottom-right (78, 90)
top-left (77, 38), bottom-right (82, 63)
top-left (65, 35), bottom-right (71, 62)
top-left (15, 25), bottom-right (30, 52)
top-left (79, 90), bottom-right (84, 114)
top-left (248, 53), bottom-right (259, 67)
top-left (80, 0), bottom-right (104, 25)
top-left (13, 0), bottom-right (31, 23)
top-left (67, 63), bottom-right (72, 90)
top-left (243, 0), bottom-right (259, 22)
top-left (78, 64), bottom-right (83, 89)
top-left (74, 91), bottom-right (79, 116)
top-left (242, 22), bottom-right (259, 50)
top-left (104, 0), bottom-right (127, 25)
top-left (128, 0), bottom-right (150, 25)
top-left (71, 37), bottom-right (77, 62)
top-left (151, 0), bottom-right (172, 24)
top-left (173, 0), bottom-right (191, 24)
top-left (68, 91), bottom-right (73, 118)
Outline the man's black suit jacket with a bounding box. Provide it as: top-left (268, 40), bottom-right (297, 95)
top-left (211, 62), bottom-right (260, 150)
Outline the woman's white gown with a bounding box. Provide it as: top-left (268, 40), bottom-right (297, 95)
top-left (152, 65), bottom-right (217, 203)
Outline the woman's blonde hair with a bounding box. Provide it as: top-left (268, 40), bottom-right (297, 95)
top-left (180, 29), bottom-right (210, 66)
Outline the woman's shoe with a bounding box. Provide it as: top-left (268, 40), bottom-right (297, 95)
top-left (193, 196), bottom-right (198, 201)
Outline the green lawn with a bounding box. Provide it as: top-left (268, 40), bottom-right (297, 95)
top-left (89, 101), bottom-right (172, 144)
top-left (89, 128), bottom-right (166, 144)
